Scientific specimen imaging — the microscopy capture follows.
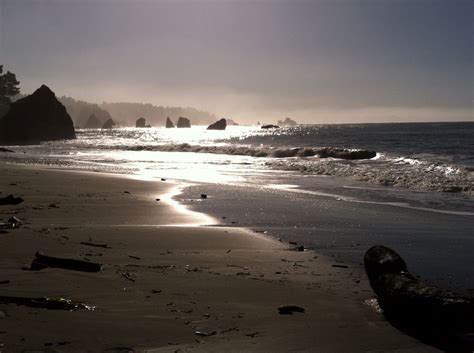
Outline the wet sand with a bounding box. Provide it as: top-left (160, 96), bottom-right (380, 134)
top-left (177, 180), bottom-right (474, 291)
top-left (0, 163), bottom-right (440, 352)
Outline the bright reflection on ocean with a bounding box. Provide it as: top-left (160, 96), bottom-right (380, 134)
top-left (46, 125), bottom-right (287, 184)
top-left (95, 150), bottom-right (267, 183)
top-left (73, 125), bottom-right (269, 148)
top-left (1, 123), bottom-right (472, 196)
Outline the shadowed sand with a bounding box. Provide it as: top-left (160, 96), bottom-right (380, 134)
top-left (0, 163), bottom-right (440, 352)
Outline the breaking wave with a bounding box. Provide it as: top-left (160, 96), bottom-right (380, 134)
top-left (66, 142), bottom-right (471, 194)
top-left (83, 143), bottom-right (377, 160)
top-left (266, 154), bottom-right (473, 195)
top-left (2, 122), bottom-right (473, 195)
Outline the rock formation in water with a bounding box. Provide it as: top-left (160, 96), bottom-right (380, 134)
top-left (177, 117), bottom-right (190, 128)
top-left (135, 117), bottom-right (146, 127)
top-left (261, 124), bottom-right (280, 129)
top-left (101, 118), bottom-right (115, 129)
top-left (207, 118), bottom-right (227, 130)
top-left (277, 117), bottom-right (297, 126)
top-left (83, 114), bottom-right (102, 129)
top-left (364, 245), bottom-right (474, 350)
top-left (166, 117), bottom-right (175, 128)
top-left (0, 85), bottom-right (75, 144)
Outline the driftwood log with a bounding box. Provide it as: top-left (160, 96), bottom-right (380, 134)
top-left (30, 252), bottom-right (102, 272)
top-left (0, 295), bottom-right (94, 311)
top-left (364, 245), bottom-right (474, 351)
top-left (0, 194), bottom-right (24, 205)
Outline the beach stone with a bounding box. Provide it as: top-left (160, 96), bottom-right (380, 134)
top-left (278, 305), bottom-right (305, 314)
top-left (261, 124), bottom-right (280, 129)
top-left (166, 116), bottom-right (175, 128)
top-left (135, 117), bottom-right (146, 127)
top-left (177, 117), bottom-right (191, 128)
top-left (207, 118), bottom-right (227, 130)
top-left (102, 118), bottom-right (115, 129)
top-left (84, 113), bottom-right (102, 129)
top-left (0, 85), bottom-right (75, 144)
top-left (103, 347), bottom-right (135, 353)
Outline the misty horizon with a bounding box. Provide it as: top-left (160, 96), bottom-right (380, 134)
top-left (1, 0), bottom-right (472, 124)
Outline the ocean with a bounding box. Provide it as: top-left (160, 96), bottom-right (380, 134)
top-left (1, 122), bottom-right (473, 290)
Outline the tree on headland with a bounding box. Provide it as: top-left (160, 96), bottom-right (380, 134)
top-left (0, 65), bottom-right (20, 105)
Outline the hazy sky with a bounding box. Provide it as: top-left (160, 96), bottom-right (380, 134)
top-left (1, 0), bottom-right (472, 123)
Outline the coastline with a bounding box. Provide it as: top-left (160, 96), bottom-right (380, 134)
top-left (0, 162), bottom-right (441, 352)
top-left (177, 179), bottom-right (474, 292)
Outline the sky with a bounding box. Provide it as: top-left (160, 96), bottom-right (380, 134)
top-left (0, 0), bottom-right (472, 123)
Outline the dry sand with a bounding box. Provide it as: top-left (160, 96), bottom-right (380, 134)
top-left (0, 163), bottom-right (440, 352)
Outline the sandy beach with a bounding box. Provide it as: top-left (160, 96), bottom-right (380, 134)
top-left (0, 163), bottom-right (443, 352)
top-left (1, 0), bottom-right (472, 350)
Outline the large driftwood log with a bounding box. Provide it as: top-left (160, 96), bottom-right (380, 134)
top-left (364, 245), bottom-right (474, 333)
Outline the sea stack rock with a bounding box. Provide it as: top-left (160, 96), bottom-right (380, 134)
top-left (166, 117), bottom-right (175, 128)
top-left (207, 118), bottom-right (227, 130)
top-left (261, 124), bottom-right (280, 129)
top-left (177, 117), bottom-right (190, 128)
top-left (102, 118), bottom-right (115, 129)
top-left (136, 117), bottom-right (146, 128)
top-left (0, 85), bottom-right (75, 144)
top-left (84, 113), bottom-right (102, 129)
top-left (277, 117), bottom-right (297, 126)
top-left (364, 245), bottom-right (474, 335)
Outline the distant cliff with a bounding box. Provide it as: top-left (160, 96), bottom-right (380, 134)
top-left (39, 96), bottom-right (218, 128)
top-left (100, 102), bottom-right (216, 127)
top-left (59, 96), bottom-right (112, 128)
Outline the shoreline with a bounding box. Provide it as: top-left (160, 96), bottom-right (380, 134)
top-left (177, 179), bottom-right (474, 291)
top-left (0, 162), bottom-right (441, 352)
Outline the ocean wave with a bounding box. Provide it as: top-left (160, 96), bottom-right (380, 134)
top-left (81, 143), bottom-right (473, 194)
top-left (266, 156), bottom-right (473, 195)
top-left (3, 139), bottom-right (472, 195)
top-left (72, 142), bottom-right (377, 160)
